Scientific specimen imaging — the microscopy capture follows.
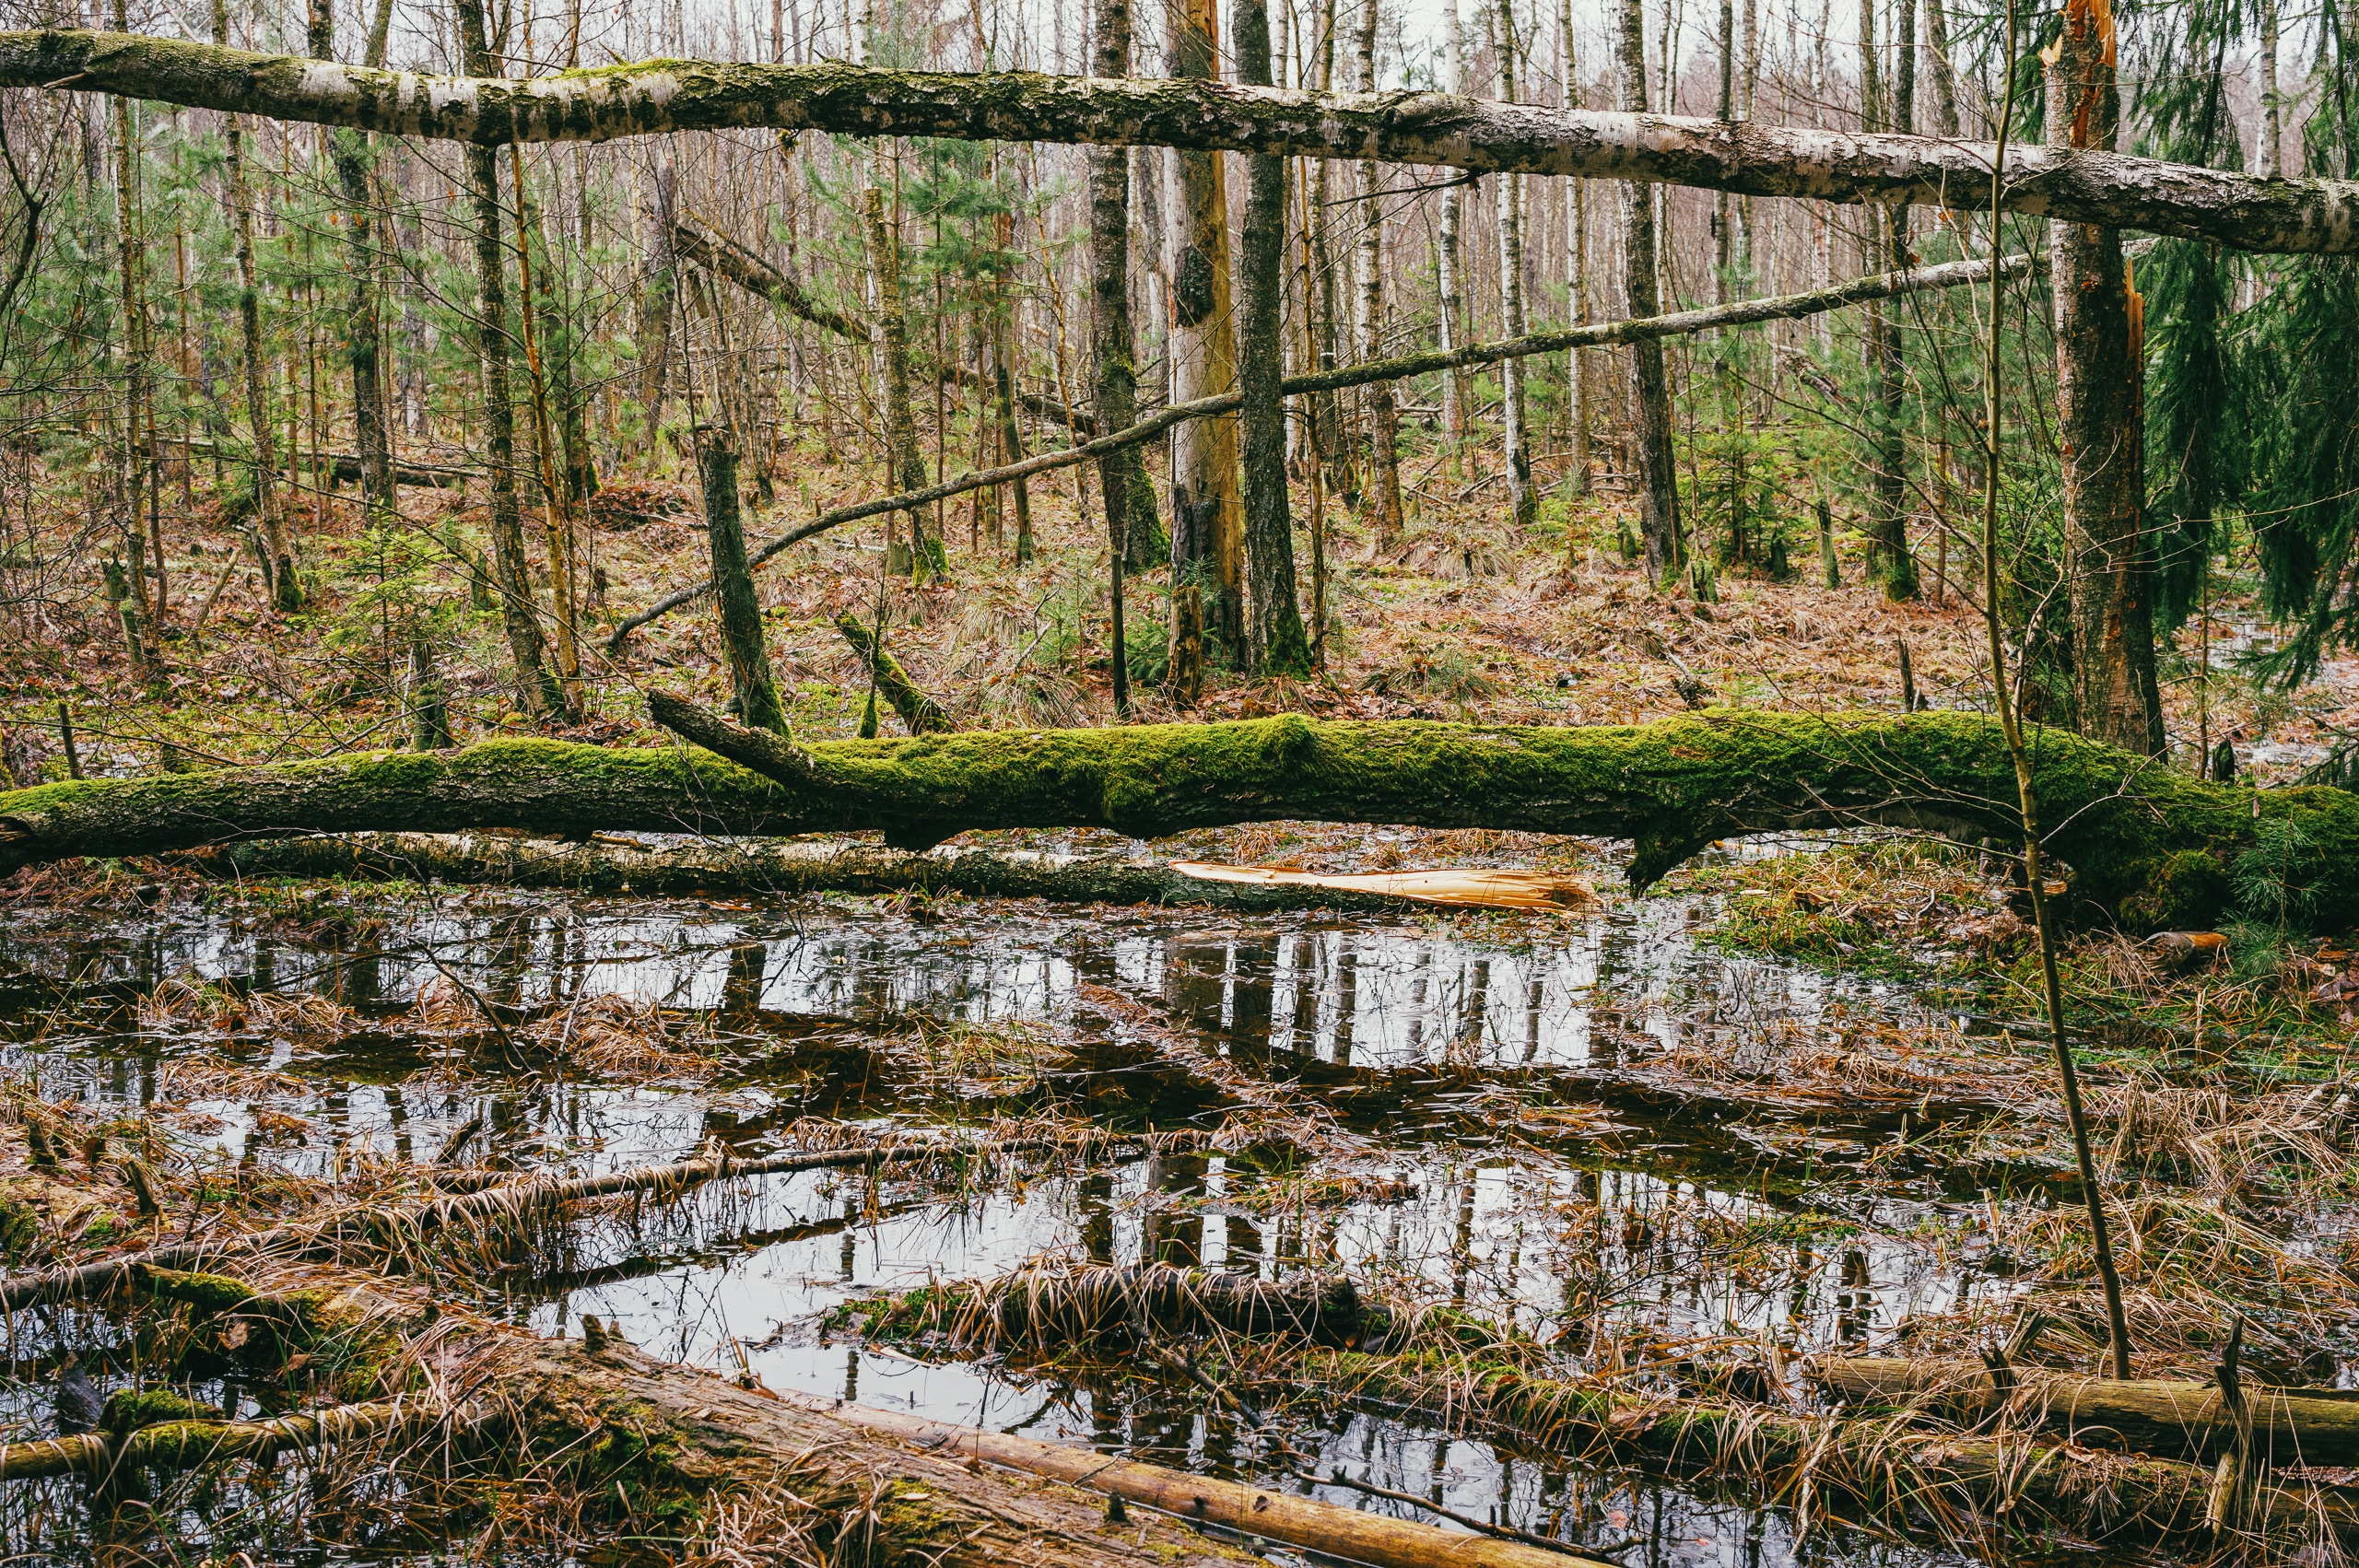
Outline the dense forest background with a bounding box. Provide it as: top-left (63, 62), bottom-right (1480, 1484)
top-left (0, 0), bottom-right (2353, 784)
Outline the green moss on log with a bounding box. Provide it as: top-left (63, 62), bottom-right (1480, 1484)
top-left (5, 711), bottom-right (2353, 930)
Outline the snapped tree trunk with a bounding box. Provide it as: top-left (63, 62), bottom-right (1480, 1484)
top-left (1233, 0), bottom-right (1309, 675)
top-left (698, 429), bottom-right (787, 734)
top-left (16, 31), bottom-right (2359, 255)
top-left (834, 614), bottom-right (953, 734)
top-left (2049, 0), bottom-right (2164, 755)
top-left (7, 708), bottom-right (2344, 935)
top-left (1166, 0), bottom-right (1243, 670)
top-left (1615, 0), bottom-right (1681, 583)
top-left (457, 0), bottom-right (558, 717)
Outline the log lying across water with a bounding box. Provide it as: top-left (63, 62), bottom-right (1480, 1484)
top-left (190, 832), bottom-right (1439, 912)
top-left (1812, 1354), bottom-right (2359, 1467)
top-left (4, 709), bottom-right (2351, 930)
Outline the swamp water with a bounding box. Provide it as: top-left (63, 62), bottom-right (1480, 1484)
top-left (0, 845), bottom-right (2091, 1568)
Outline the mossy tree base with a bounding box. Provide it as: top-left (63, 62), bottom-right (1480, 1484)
top-left (2, 709), bottom-right (2350, 930)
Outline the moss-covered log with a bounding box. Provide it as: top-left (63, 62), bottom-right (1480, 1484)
top-left (188, 831), bottom-right (1439, 911)
top-left (0, 1397), bottom-right (446, 1482)
top-left (3, 710), bottom-right (2352, 929)
top-left (8, 30), bottom-right (2359, 253)
top-left (1812, 1355), bottom-right (2359, 1467)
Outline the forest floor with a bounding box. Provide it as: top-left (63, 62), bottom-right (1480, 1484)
top-left (3, 438), bottom-right (2353, 784)
top-left (2, 446), bottom-right (2359, 1567)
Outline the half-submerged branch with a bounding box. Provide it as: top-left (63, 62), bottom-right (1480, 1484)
top-left (3, 710), bottom-right (2350, 929)
top-left (8, 31), bottom-right (2358, 252)
top-left (611, 251), bottom-right (2047, 648)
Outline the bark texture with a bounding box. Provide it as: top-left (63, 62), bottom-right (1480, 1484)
top-left (1166, 0), bottom-right (1242, 668)
top-left (698, 430), bottom-right (787, 735)
top-left (2048, 0), bottom-right (2163, 755)
top-left (311, 0), bottom-right (392, 518)
top-left (16, 32), bottom-right (2359, 252)
top-left (1234, 0), bottom-right (1309, 674)
top-left (1615, 0), bottom-right (1680, 581)
top-left (457, 0), bottom-right (559, 715)
top-left (4, 709), bottom-right (2346, 930)
top-left (1812, 1356), bottom-right (2359, 1468)
top-left (189, 831), bottom-right (1463, 911)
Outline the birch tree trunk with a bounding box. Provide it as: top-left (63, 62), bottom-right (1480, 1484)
top-left (1234, 0), bottom-right (1309, 673)
top-left (212, 0), bottom-right (296, 614)
top-left (1353, 0), bottom-right (1405, 551)
top-left (1437, 0), bottom-right (1466, 465)
top-left (310, 0), bottom-right (392, 521)
top-left (2048, 0), bottom-right (2164, 754)
top-left (1562, 0), bottom-right (1590, 498)
top-left (1491, 0), bottom-right (1534, 532)
top-left (457, 0), bottom-right (559, 715)
top-left (1615, 0), bottom-right (1680, 582)
top-left (1166, 0), bottom-right (1242, 676)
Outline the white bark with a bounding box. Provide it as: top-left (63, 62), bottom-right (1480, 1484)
top-left (10, 28), bottom-right (2359, 252)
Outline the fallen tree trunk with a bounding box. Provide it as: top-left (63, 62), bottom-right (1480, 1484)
top-left (0, 1396), bottom-right (448, 1482)
top-left (1811, 1355), bottom-right (2359, 1468)
top-left (3, 710), bottom-right (2349, 930)
top-left (188, 832), bottom-right (1447, 911)
top-left (181, 437), bottom-right (474, 490)
top-left (674, 219), bottom-right (1097, 435)
top-left (611, 251), bottom-right (2045, 648)
top-left (1287, 1347), bottom-right (2359, 1549)
top-left (10, 31), bottom-right (2358, 253)
top-left (774, 1386), bottom-right (1608, 1568)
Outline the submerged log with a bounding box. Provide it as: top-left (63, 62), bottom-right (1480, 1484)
top-left (9, 30), bottom-right (2359, 254)
top-left (3, 710), bottom-right (2350, 930)
top-left (1811, 1354), bottom-right (2359, 1467)
top-left (187, 832), bottom-right (1439, 912)
top-left (0, 1396), bottom-right (447, 1482)
top-left (778, 1387), bottom-right (1608, 1568)
top-left (1244, 1346), bottom-right (2359, 1549)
